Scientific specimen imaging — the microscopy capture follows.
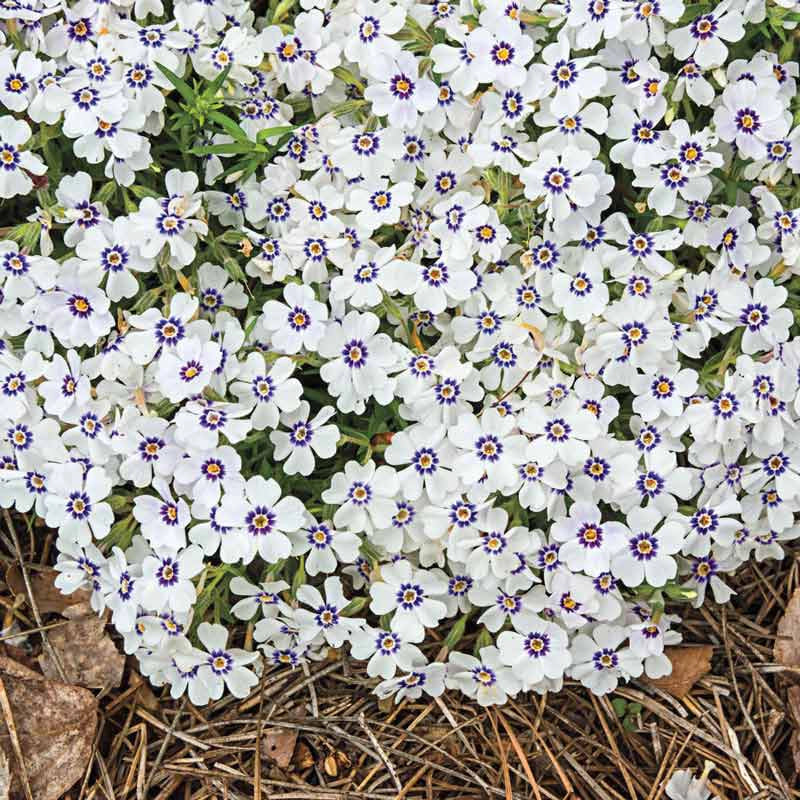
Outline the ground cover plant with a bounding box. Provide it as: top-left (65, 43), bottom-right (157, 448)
top-left (1, 0), bottom-right (800, 759)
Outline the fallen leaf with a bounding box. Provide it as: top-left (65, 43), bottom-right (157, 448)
top-left (0, 748), bottom-right (9, 800)
top-left (791, 732), bottom-right (800, 774)
top-left (775, 587), bottom-right (800, 670)
top-left (787, 686), bottom-right (800, 773)
top-left (5, 565), bottom-right (90, 615)
top-left (0, 655), bottom-right (97, 800)
top-left (323, 753), bottom-right (338, 777)
top-left (645, 645), bottom-right (713, 699)
top-left (38, 605), bottom-right (125, 689)
top-left (293, 739), bottom-right (314, 770)
top-left (0, 643), bottom-right (38, 675)
top-left (128, 669), bottom-right (161, 712)
top-left (260, 728), bottom-right (298, 769)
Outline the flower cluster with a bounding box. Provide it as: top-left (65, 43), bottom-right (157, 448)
top-left (1, 0), bottom-right (800, 706)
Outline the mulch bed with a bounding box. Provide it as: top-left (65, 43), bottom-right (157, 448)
top-left (2, 521), bottom-right (799, 800)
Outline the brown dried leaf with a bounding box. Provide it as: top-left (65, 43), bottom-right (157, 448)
top-left (5, 565), bottom-right (91, 615)
top-left (0, 655), bottom-right (97, 800)
top-left (645, 645), bottom-right (713, 699)
top-left (128, 669), bottom-right (161, 712)
top-left (260, 728), bottom-right (298, 769)
top-left (0, 748), bottom-right (9, 800)
top-left (293, 739), bottom-right (314, 770)
top-left (323, 754), bottom-right (338, 777)
top-left (791, 732), bottom-right (800, 774)
top-left (38, 606), bottom-right (124, 689)
top-left (775, 587), bottom-right (800, 670)
top-left (787, 686), bottom-right (800, 774)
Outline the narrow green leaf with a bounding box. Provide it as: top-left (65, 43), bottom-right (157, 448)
top-left (205, 64), bottom-right (232, 96)
top-left (189, 142), bottom-right (256, 156)
top-left (256, 124), bottom-right (297, 144)
top-left (155, 61), bottom-right (195, 103)
top-left (207, 110), bottom-right (251, 143)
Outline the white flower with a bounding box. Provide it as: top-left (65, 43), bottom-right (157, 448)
top-left (714, 81), bottom-right (790, 160)
top-left (665, 768), bottom-right (715, 800)
top-left (139, 545), bottom-right (204, 614)
top-left (369, 560), bottom-right (448, 642)
top-left (611, 506), bottom-right (686, 587)
top-left (385, 254), bottom-right (476, 315)
top-left (174, 401), bottom-right (251, 451)
top-left (551, 502), bottom-right (628, 576)
top-left (75, 219), bottom-right (152, 302)
top-left (295, 576), bottom-right (362, 647)
top-left (193, 622), bottom-right (260, 698)
top-left (131, 173), bottom-right (208, 268)
top-left (231, 354), bottom-right (303, 431)
top-left (364, 51), bottom-right (438, 129)
top-left (720, 278), bottom-right (793, 354)
top-left (290, 517), bottom-right (360, 575)
top-left (115, 413), bottom-right (183, 488)
top-left (322, 460), bottom-right (399, 534)
top-left (99, 547), bottom-right (141, 633)
top-left (261, 283), bottom-right (328, 353)
top-left (343, 0), bottom-right (404, 73)
top-left (31, 264), bottom-right (114, 348)
top-left (448, 409), bottom-right (527, 494)
top-left (520, 395), bottom-right (601, 468)
top-left (667, 5), bottom-right (745, 69)
top-left (347, 178), bottom-right (414, 232)
top-left (521, 148), bottom-right (602, 225)
top-left (569, 623), bottom-right (643, 694)
top-left (216, 476), bottom-right (306, 564)
top-left (133, 478), bottom-right (191, 549)
top-left (384, 424), bottom-right (460, 502)
top-left (0, 117), bottom-right (46, 199)
top-left (551, 260), bottom-right (609, 323)
top-left (445, 647), bottom-right (521, 707)
top-left (196, 262), bottom-right (248, 315)
top-left (270, 401), bottom-right (339, 477)
top-left (528, 36), bottom-right (607, 115)
top-left (630, 364), bottom-right (698, 421)
top-left (123, 293), bottom-right (204, 366)
top-left (156, 336), bottom-right (222, 402)
top-left (375, 662), bottom-right (446, 703)
top-left (466, 20), bottom-right (534, 89)
top-left (497, 618), bottom-right (572, 689)
top-left (173, 444), bottom-right (245, 507)
top-left (331, 245), bottom-right (402, 309)
top-left (37, 349), bottom-right (90, 422)
top-left (45, 464), bottom-right (114, 546)
top-left (230, 577), bottom-right (291, 621)
top-left (350, 626), bottom-right (424, 679)
top-left (318, 311), bottom-right (399, 414)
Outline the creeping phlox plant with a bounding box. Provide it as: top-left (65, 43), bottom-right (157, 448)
top-left (1, 0), bottom-right (800, 708)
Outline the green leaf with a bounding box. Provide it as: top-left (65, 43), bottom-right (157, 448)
top-left (341, 596), bottom-right (369, 617)
top-left (472, 627), bottom-right (493, 657)
top-left (290, 555), bottom-right (306, 599)
top-left (611, 697), bottom-right (627, 717)
top-left (128, 184), bottom-right (160, 200)
top-left (271, 0), bottom-right (296, 24)
top-left (155, 61), bottom-right (195, 103)
top-left (205, 63), bottom-right (232, 97)
top-left (207, 110), bottom-right (251, 143)
top-left (189, 142), bottom-right (257, 156)
top-left (256, 124), bottom-right (297, 144)
top-left (443, 612), bottom-right (471, 650)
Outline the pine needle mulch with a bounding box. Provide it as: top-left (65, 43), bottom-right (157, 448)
top-left (2, 530), bottom-right (799, 800)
